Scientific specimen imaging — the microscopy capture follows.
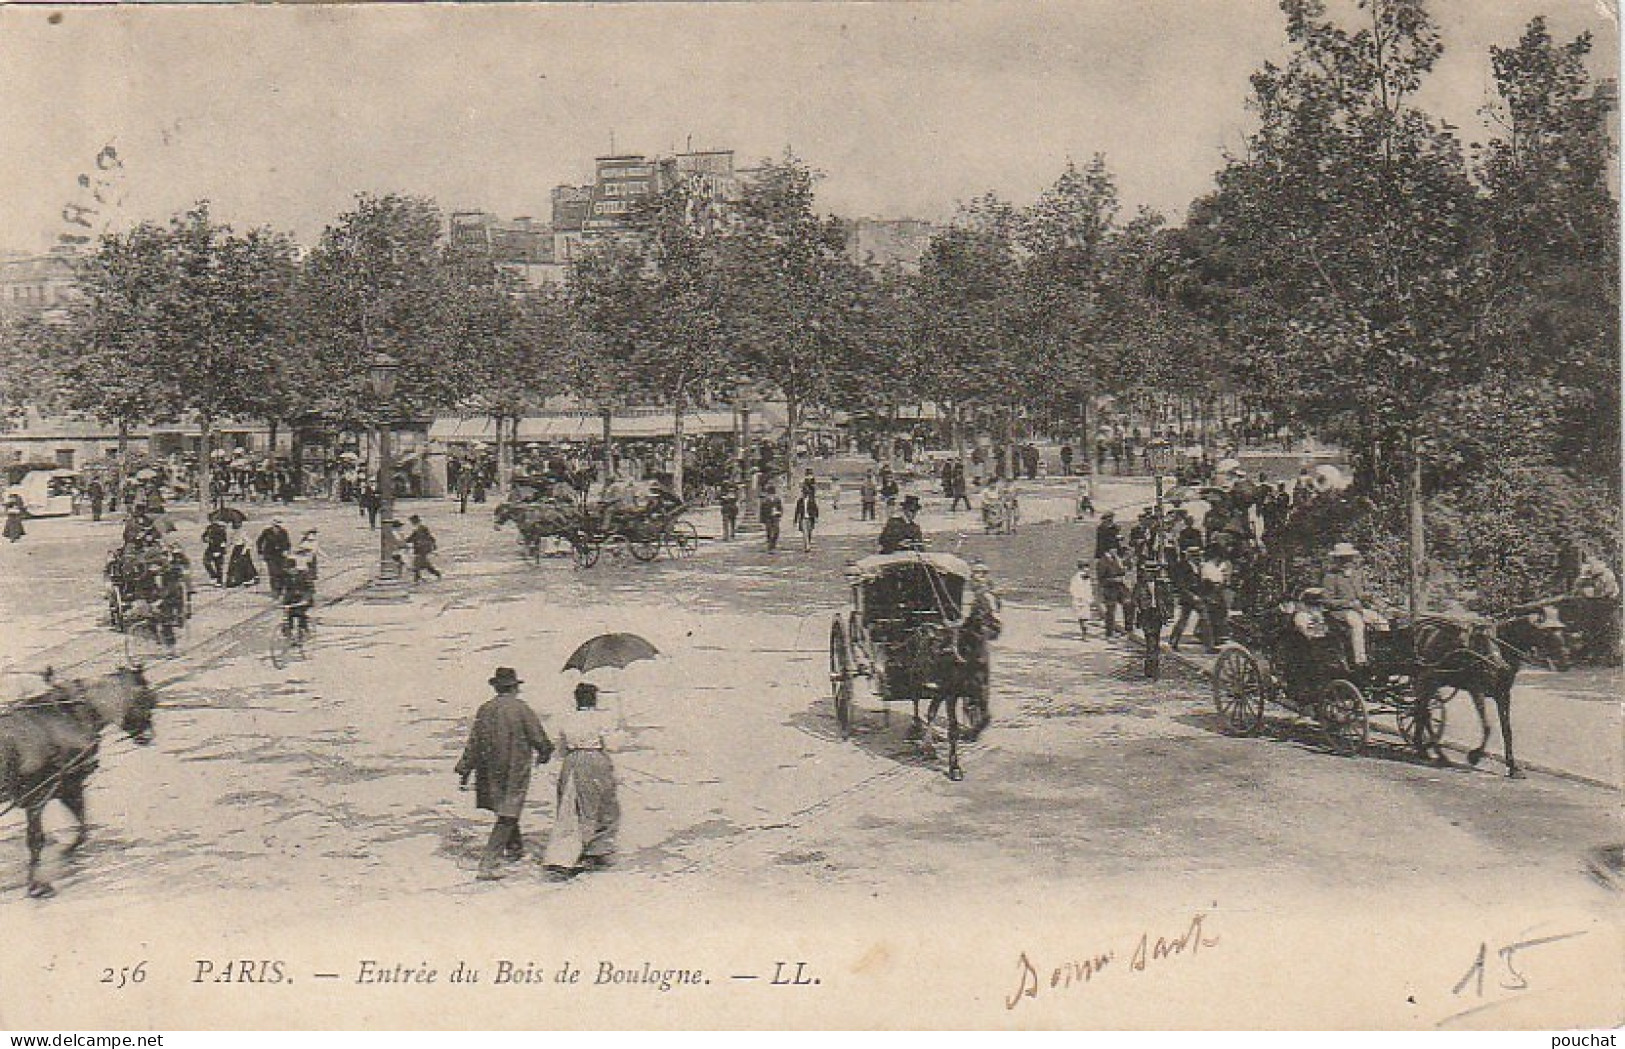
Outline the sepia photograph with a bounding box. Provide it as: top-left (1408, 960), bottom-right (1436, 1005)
top-left (0, 0), bottom-right (1619, 1032)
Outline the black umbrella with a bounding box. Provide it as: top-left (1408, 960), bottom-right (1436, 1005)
top-left (208, 507), bottom-right (247, 525)
top-left (562, 633), bottom-right (660, 673)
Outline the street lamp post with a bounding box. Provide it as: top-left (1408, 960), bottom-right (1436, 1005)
top-left (367, 352), bottom-right (405, 596)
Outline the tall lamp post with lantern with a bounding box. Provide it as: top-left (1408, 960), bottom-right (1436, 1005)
top-left (367, 351), bottom-right (405, 594)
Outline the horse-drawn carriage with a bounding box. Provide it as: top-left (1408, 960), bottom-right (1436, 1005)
top-left (1211, 585), bottom-right (1565, 773)
top-left (104, 542), bottom-right (193, 659)
top-left (494, 480), bottom-right (699, 569)
top-left (828, 552), bottom-right (997, 780)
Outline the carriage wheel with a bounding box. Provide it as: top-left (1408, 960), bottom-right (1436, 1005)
top-left (1212, 645), bottom-right (1265, 735)
top-left (108, 588), bottom-right (127, 631)
top-left (628, 529), bottom-right (661, 562)
top-left (1320, 679), bottom-right (1369, 756)
top-left (570, 534), bottom-right (600, 569)
top-left (1399, 678), bottom-right (1450, 747)
top-left (664, 520), bottom-right (699, 559)
top-left (830, 617), bottom-right (855, 738)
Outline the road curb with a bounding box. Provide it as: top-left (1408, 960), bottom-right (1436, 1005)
top-left (1154, 638), bottom-right (1618, 793)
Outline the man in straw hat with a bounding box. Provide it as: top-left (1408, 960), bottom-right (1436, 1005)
top-left (1321, 543), bottom-right (1385, 666)
top-left (456, 667), bottom-right (554, 880)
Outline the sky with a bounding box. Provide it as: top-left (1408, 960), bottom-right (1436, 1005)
top-left (0, 0), bottom-right (1617, 254)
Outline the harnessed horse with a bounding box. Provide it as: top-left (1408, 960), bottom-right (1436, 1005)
top-left (1400, 610), bottom-right (1566, 777)
top-left (0, 666), bottom-right (158, 897)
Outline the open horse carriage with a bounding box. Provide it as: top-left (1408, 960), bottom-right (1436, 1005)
top-left (828, 552), bottom-right (996, 780)
top-left (494, 480), bottom-right (699, 569)
top-left (1209, 595), bottom-right (1443, 756)
top-left (103, 542), bottom-right (194, 660)
top-left (1211, 578), bottom-right (1566, 773)
top-left (565, 495), bottom-right (699, 569)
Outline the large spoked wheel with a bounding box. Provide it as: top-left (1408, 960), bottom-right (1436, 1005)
top-left (1399, 677), bottom-right (1450, 748)
top-left (830, 617), bottom-right (854, 738)
top-left (570, 533), bottom-right (601, 569)
top-left (1319, 679), bottom-right (1369, 756)
top-left (269, 618), bottom-right (308, 669)
top-left (663, 520), bottom-right (699, 559)
top-left (627, 527), bottom-right (661, 563)
top-left (1213, 644), bottom-right (1266, 735)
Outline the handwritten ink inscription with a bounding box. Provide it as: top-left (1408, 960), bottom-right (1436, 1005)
top-left (1005, 911), bottom-right (1218, 1010)
top-left (1447, 929), bottom-right (1587, 1013)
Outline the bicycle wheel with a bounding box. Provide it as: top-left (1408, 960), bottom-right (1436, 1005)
top-left (269, 621), bottom-right (293, 669)
top-left (663, 520), bottom-right (699, 559)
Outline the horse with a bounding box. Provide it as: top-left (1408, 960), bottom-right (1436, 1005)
top-left (493, 500), bottom-right (580, 562)
top-left (0, 665), bottom-right (158, 897)
top-left (892, 594), bottom-right (1000, 781)
top-left (1398, 610), bottom-right (1566, 778)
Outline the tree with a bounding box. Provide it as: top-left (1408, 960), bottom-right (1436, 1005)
top-left (1473, 17), bottom-right (1619, 483)
top-left (716, 154), bottom-right (866, 483)
top-left (1184, 0), bottom-right (1486, 611)
top-left (67, 204), bottom-right (299, 513)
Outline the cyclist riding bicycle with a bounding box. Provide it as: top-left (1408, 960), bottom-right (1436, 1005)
top-left (280, 563), bottom-right (315, 639)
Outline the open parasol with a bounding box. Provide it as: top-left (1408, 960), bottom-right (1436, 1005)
top-left (561, 633), bottom-right (660, 674)
top-left (208, 506), bottom-right (247, 525)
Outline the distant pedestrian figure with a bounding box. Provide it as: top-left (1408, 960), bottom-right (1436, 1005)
top-left (358, 483), bottom-right (380, 529)
top-left (224, 522), bottom-right (259, 588)
top-left (456, 667), bottom-right (554, 881)
top-left (202, 518), bottom-right (228, 586)
top-left (758, 485), bottom-right (783, 553)
top-left (793, 477), bottom-right (819, 552)
top-left (1095, 548), bottom-right (1129, 637)
top-left (256, 518), bottom-right (291, 598)
top-left (717, 478), bottom-right (740, 540)
top-left (87, 479), bottom-right (105, 522)
top-left (456, 469), bottom-right (472, 514)
top-left (406, 515), bottom-right (441, 582)
top-left (3, 495), bottom-right (25, 543)
top-left (949, 462), bottom-right (972, 512)
top-left (1069, 561), bottom-right (1095, 640)
top-left (859, 472), bottom-right (878, 522)
top-left (542, 682), bottom-right (621, 880)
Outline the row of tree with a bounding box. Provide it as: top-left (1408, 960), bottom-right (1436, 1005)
top-left (1, 1), bottom-right (1614, 608)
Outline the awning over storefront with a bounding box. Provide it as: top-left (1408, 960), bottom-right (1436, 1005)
top-left (428, 411), bottom-right (765, 444)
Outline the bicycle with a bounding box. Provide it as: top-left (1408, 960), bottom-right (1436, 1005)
top-left (269, 606), bottom-right (312, 668)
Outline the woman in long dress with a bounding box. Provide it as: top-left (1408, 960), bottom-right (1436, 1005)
top-left (3, 495), bottom-right (25, 543)
top-left (543, 682), bottom-right (622, 879)
top-left (224, 522), bottom-right (259, 588)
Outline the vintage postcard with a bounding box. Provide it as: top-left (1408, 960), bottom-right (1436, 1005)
top-left (0, 0), bottom-right (1619, 1032)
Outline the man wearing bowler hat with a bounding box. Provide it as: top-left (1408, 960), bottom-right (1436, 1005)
top-left (456, 667), bottom-right (554, 880)
top-left (877, 494), bottom-right (925, 554)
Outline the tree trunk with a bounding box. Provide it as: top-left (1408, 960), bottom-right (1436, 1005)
top-left (951, 402), bottom-right (966, 470)
top-left (1080, 392), bottom-right (1095, 501)
top-left (197, 414), bottom-right (213, 523)
top-left (784, 393), bottom-right (800, 488)
top-left (671, 388), bottom-right (686, 499)
top-left (601, 407), bottom-right (614, 487)
top-left (1003, 408), bottom-right (1017, 481)
top-left (267, 418), bottom-right (280, 459)
top-left (1408, 434), bottom-right (1427, 615)
top-left (494, 413), bottom-right (514, 496)
top-left (115, 418), bottom-right (130, 506)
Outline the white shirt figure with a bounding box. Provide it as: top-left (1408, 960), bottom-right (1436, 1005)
top-left (1070, 570), bottom-right (1095, 619)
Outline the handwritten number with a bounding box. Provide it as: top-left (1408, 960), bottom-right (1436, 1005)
top-left (1451, 942), bottom-right (1486, 998)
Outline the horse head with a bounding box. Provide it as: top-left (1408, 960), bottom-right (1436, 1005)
top-left (111, 664), bottom-right (158, 744)
top-left (1495, 607), bottom-right (1569, 670)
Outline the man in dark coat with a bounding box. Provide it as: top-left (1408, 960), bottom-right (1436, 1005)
top-left (201, 518), bottom-right (229, 586)
top-left (87, 478), bottom-right (105, 521)
top-left (758, 484), bottom-right (784, 552)
top-left (456, 667), bottom-right (554, 880)
top-left (1094, 511), bottom-right (1122, 557)
top-left (256, 518), bottom-right (292, 598)
top-left (877, 495), bottom-right (926, 553)
top-left (406, 514), bottom-right (442, 582)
